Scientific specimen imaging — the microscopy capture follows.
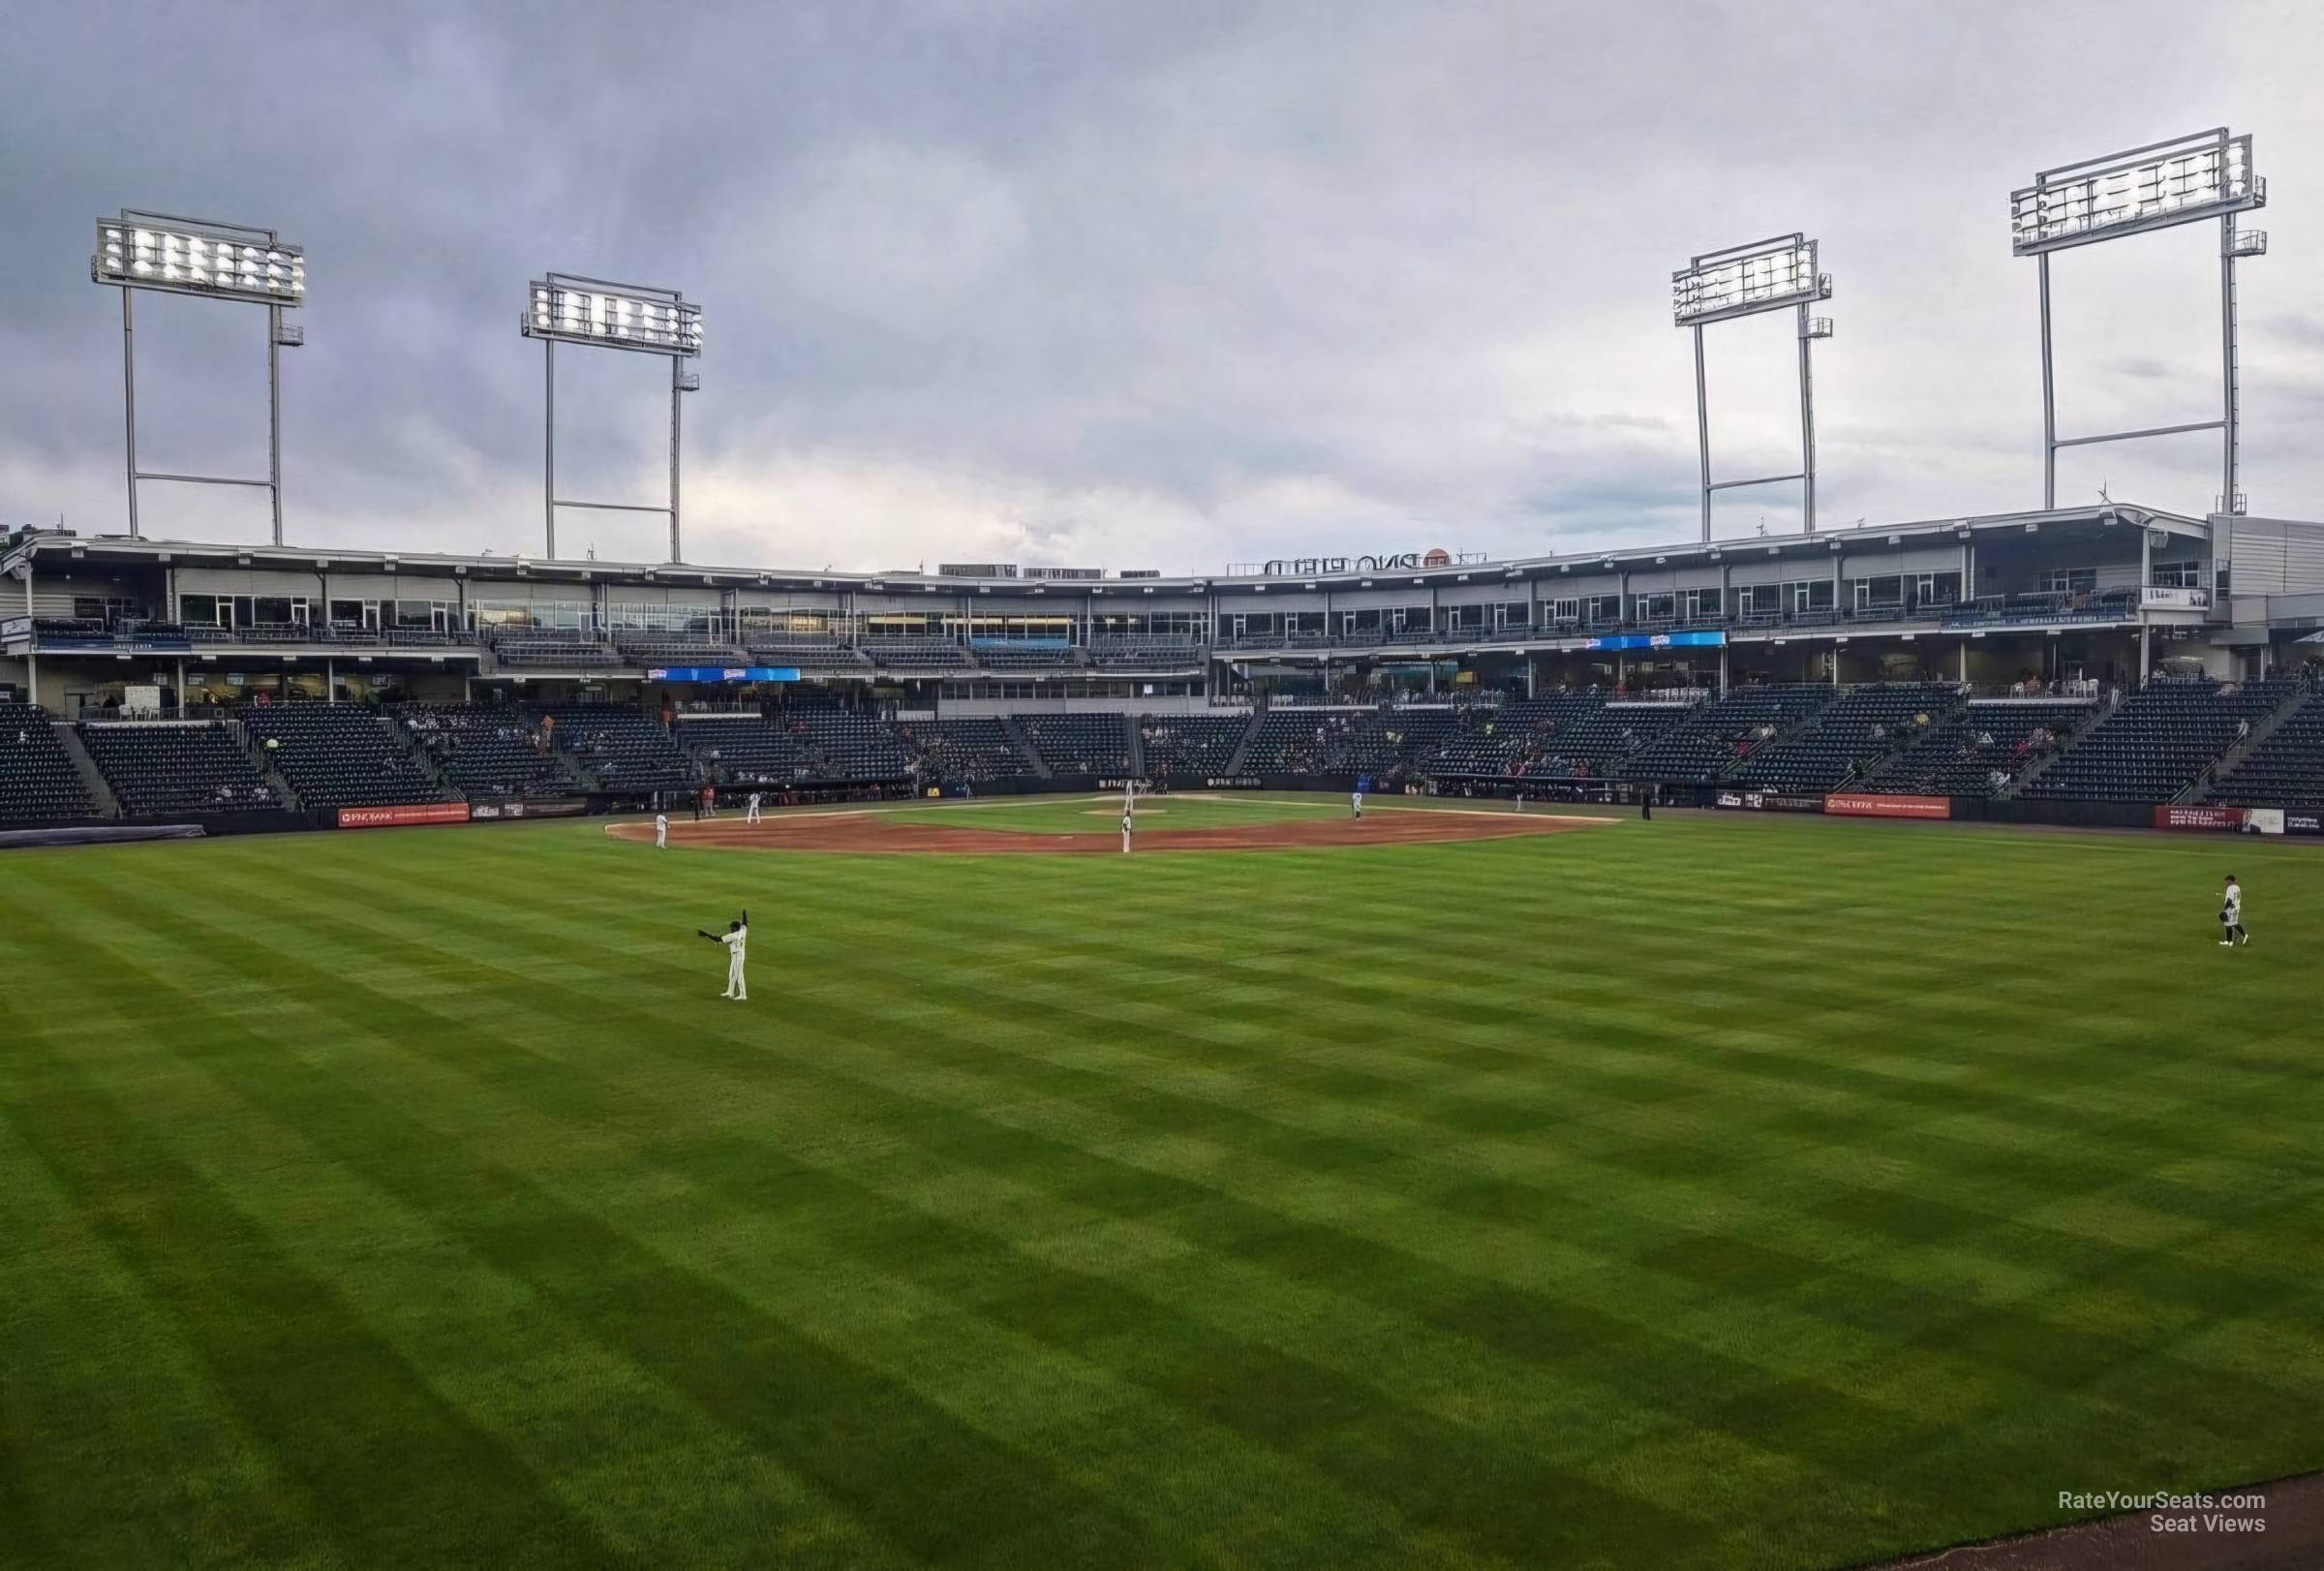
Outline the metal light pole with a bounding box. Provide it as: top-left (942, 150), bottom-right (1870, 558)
top-left (524, 273), bottom-right (703, 562)
top-left (90, 210), bottom-right (306, 544)
top-left (1672, 233), bottom-right (1834, 541)
top-left (2013, 129), bottom-right (2267, 516)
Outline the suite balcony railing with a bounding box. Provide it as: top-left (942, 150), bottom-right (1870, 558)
top-left (20, 584), bottom-right (2166, 671)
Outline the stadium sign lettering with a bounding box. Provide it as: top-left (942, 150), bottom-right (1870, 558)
top-left (1717, 790), bottom-right (1824, 813)
top-left (1824, 792), bottom-right (1949, 819)
top-left (468, 799), bottom-right (590, 822)
top-left (1260, 550), bottom-right (1448, 575)
top-left (1585, 630), bottom-right (1726, 651)
top-left (336, 802), bottom-right (472, 830)
top-left (2155, 804), bottom-right (2246, 831)
top-left (645, 665), bottom-right (802, 684)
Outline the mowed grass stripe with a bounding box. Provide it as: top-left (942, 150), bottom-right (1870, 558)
top-left (117, 827), bottom-right (2324, 1347)
top-left (27, 878), bottom-right (2193, 1561)
top-left (21, 880), bottom-right (1174, 1571)
top-left (81, 854), bottom-right (1747, 1552)
top-left (36, 863), bottom-right (1539, 1569)
top-left (103, 896), bottom-right (1731, 1568)
top-left (0, 1077), bottom-right (627, 1569)
top-left (54, 854), bottom-right (1468, 1561)
top-left (132, 846), bottom-right (2249, 1543)
top-left (190, 827), bottom-right (2324, 1432)
top-left (5, 813), bottom-right (2323, 1567)
top-left (0, 1113), bottom-right (316, 1570)
top-left (3, 937), bottom-right (912, 1571)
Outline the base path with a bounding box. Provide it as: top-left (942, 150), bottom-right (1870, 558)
top-left (611, 808), bottom-right (1612, 855)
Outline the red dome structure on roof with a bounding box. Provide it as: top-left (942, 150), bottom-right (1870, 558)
top-left (1422, 547), bottom-right (1452, 568)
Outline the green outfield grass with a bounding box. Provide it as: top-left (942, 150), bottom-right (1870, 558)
top-left (3, 804), bottom-right (2320, 1569)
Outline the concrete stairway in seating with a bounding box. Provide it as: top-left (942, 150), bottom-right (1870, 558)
top-left (52, 724), bottom-right (120, 817)
top-left (996, 716), bottom-right (1049, 779)
top-left (1221, 710), bottom-right (1264, 774)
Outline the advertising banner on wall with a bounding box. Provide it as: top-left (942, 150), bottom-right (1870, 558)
top-left (1584, 630), bottom-right (1727, 652)
top-left (1716, 791), bottom-right (1826, 813)
top-left (468, 799), bottom-right (589, 822)
top-left (2154, 805), bottom-right (2247, 832)
top-left (644, 665), bottom-right (801, 684)
top-left (336, 803), bottom-right (472, 829)
top-left (1824, 792), bottom-right (1951, 819)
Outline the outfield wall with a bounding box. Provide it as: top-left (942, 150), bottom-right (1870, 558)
top-left (9, 787), bottom-right (2322, 845)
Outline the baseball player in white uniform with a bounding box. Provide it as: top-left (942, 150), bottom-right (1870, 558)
top-left (1120, 806), bottom-right (1134, 854)
top-left (655, 812), bottom-right (668, 849)
top-left (2220, 874), bottom-right (2248, 946)
top-left (746, 791), bottom-right (763, 824)
top-left (698, 909), bottom-right (749, 999)
top-left (1351, 788), bottom-right (1363, 820)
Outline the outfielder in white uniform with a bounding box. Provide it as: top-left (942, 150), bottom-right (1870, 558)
top-left (698, 909), bottom-right (749, 999)
top-left (655, 812), bottom-right (669, 849)
top-left (1121, 809), bottom-right (1134, 854)
top-left (2220, 875), bottom-right (2248, 946)
top-left (1351, 789), bottom-right (1363, 820)
top-left (746, 791), bottom-right (763, 824)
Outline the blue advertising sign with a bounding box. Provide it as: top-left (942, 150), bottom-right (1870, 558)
top-left (1582, 630), bottom-right (1726, 652)
top-left (644, 666), bottom-right (801, 683)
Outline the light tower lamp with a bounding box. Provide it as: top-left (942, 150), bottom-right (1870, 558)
top-left (1672, 233), bottom-right (1834, 542)
top-left (521, 274), bottom-right (703, 562)
top-left (89, 210), bottom-right (307, 544)
top-left (2012, 128), bottom-right (2267, 515)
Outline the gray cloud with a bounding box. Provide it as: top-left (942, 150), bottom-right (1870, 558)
top-left (3, 0), bottom-right (2321, 570)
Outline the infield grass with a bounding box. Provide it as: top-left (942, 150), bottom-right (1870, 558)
top-left (3, 802), bottom-right (2320, 1569)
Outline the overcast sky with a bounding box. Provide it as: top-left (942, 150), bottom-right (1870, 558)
top-left (4, 0), bottom-right (2322, 572)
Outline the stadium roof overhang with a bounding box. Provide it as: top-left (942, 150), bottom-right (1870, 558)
top-left (0, 502), bottom-right (2216, 597)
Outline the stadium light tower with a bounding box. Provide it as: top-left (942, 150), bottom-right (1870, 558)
top-left (1672, 233), bottom-right (1834, 542)
top-left (2013, 128), bottom-right (2267, 515)
top-left (89, 210), bottom-right (306, 544)
top-left (522, 273), bottom-right (703, 562)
